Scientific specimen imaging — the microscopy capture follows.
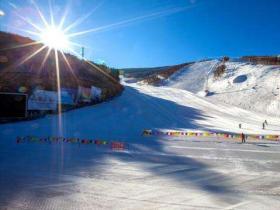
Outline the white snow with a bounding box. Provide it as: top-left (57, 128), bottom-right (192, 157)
top-left (1, 80), bottom-right (279, 148)
top-left (1, 79), bottom-right (280, 209)
top-left (163, 60), bottom-right (280, 118)
top-left (164, 60), bottom-right (219, 93)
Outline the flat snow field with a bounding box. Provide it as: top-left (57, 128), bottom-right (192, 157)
top-left (1, 82), bottom-right (280, 209)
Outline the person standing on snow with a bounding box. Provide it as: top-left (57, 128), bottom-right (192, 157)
top-left (262, 122), bottom-right (265, 130)
top-left (239, 123), bottom-right (242, 129)
top-left (241, 133), bottom-right (246, 143)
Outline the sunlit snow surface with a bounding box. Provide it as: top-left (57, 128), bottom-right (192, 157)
top-left (164, 60), bottom-right (280, 117)
top-left (1, 80), bottom-right (280, 209)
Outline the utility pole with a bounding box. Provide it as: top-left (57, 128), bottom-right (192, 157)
top-left (81, 46), bottom-right (85, 59)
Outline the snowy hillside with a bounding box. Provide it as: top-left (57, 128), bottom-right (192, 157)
top-left (164, 60), bottom-right (280, 117)
top-left (164, 60), bottom-right (219, 93)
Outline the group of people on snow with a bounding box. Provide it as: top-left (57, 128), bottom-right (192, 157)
top-left (239, 120), bottom-right (268, 143)
top-left (239, 120), bottom-right (268, 130)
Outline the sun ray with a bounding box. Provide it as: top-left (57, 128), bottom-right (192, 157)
top-left (58, 0), bottom-right (72, 30)
top-left (63, 11), bottom-right (93, 33)
top-left (0, 41), bottom-right (41, 51)
top-left (18, 45), bottom-right (47, 66)
top-left (67, 41), bottom-right (86, 48)
top-left (67, 48), bottom-right (120, 85)
top-left (0, 45), bottom-right (47, 75)
top-left (54, 49), bottom-right (63, 135)
top-left (31, 0), bottom-right (50, 28)
top-left (68, 41), bottom-right (102, 53)
top-left (7, 1), bottom-right (17, 9)
top-left (48, 0), bottom-right (55, 26)
top-left (2, 24), bottom-right (41, 36)
top-left (38, 47), bottom-right (52, 75)
top-left (85, 60), bottom-right (120, 85)
top-left (67, 48), bottom-right (83, 59)
top-left (63, 0), bottom-right (105, 33)
top-left (17, 29), bottom-right (40, 36)
top-left (68, 5), bottom-right (194, 38)
top-left (15, 28), bottom-right (41, 36)
top-left (12, 9), bottom-right (43, 32)
top-left (53, 49), bottom-right (64, 170)
top-left (60, 51), bottom-right (79, 82)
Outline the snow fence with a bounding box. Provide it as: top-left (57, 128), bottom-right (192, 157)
top-left (143, 130), bottom-right (280, 141)
top-left (16, 136), bottom-right (128, 150)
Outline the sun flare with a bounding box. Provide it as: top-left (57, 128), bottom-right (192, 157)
top-left (40, 26), bottom-right (69, 50)
top-left (5, 0), bottom-right (193, 135)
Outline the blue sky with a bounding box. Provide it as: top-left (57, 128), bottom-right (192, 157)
top-left (1, 0), bottom-right (280, 68)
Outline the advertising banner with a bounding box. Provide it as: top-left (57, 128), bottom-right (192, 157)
top-left (61, 88), bottom-right (76, 105)
top-left (77, 86), bottom-right (91, 103)
top-left (91, 86), bottom-right (102, 101)
top-left (28, 89), bottom-right (58, 110)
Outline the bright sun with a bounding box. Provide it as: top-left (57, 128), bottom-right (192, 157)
top-left (40, 26), bottom-right (69, 50)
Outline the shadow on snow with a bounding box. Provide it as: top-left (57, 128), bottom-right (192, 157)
top-left (0, 85), bottom-right (242, 207)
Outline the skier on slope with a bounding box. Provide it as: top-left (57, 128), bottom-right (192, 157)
top-left (262, 122), bottom-right (265, 130)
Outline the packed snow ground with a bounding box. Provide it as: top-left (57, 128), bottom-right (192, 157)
top-left (1, 81), bottom-right (280, 209)
top-left (164, 60), bottom-right (280, 117)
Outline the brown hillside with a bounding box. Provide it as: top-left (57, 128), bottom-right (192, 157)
top-left (139, 62), bottom-right (193, 85)
top-left (0, 31), bottom-right (123, 97)
top-left (242, 56), bottom-right (280, 65)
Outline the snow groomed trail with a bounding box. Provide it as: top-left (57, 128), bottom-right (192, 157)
top-left (1, 81), bottom-right (280, 209)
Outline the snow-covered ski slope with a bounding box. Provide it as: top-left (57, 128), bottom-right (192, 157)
top-left (164, 60), bottom-right (219, 93)
top-left (1, 78), bottom-right (280, 209)
top-left (164, 60), bottom-right (280, 117)
top-left (131, 83), bottom-right (280, 135)
top-left (0, 74), bottom-right (280, 210)
top-left (1, 80), bottom-right (280, 148)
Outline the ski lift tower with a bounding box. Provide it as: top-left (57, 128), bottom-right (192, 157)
top-left (81, 46), bottom-right (85, 59)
